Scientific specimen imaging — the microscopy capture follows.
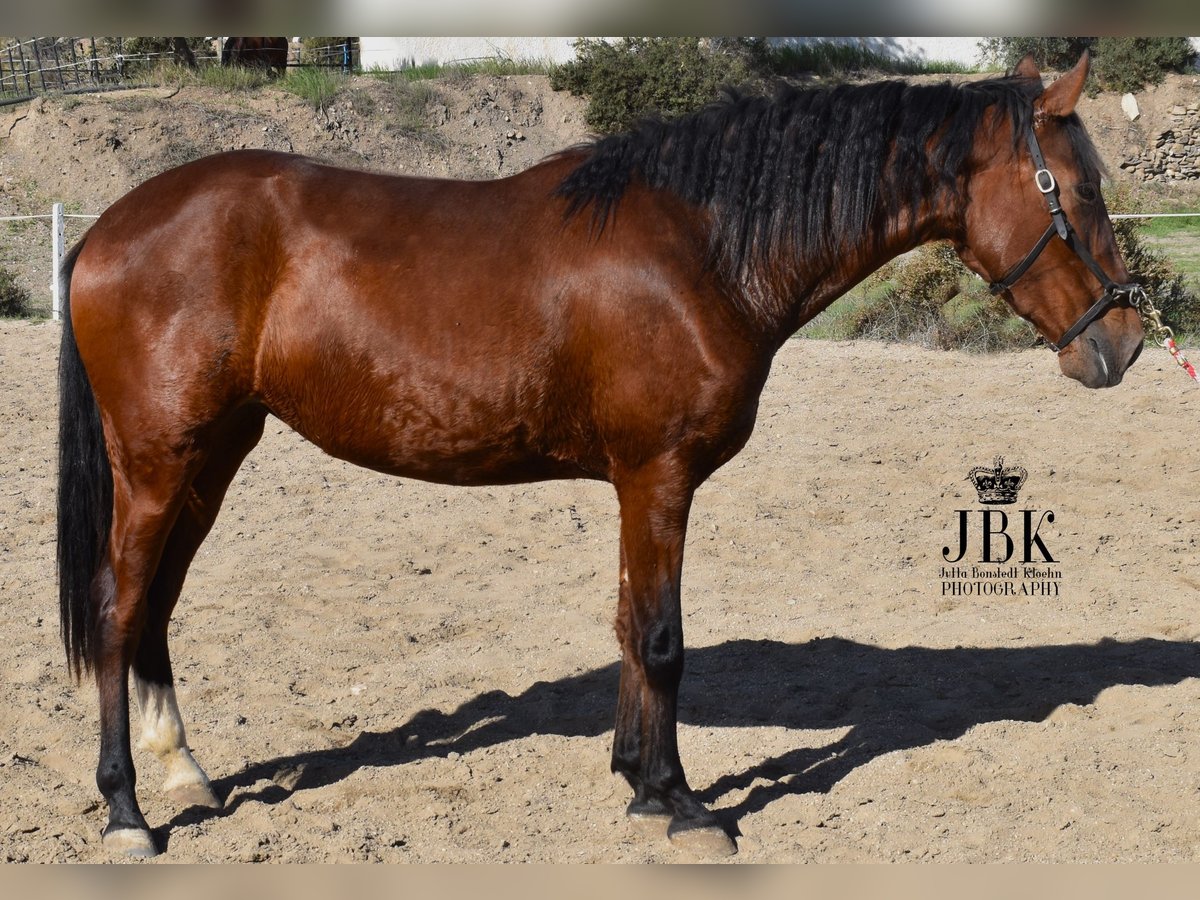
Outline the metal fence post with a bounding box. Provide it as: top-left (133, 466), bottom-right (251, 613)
top-left (51, 202), bottom-right (64, 321)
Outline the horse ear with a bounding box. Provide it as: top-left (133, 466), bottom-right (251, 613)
top-left (1036, 50), bottom-right (1090, 118)
top-left (1014, 54), bottom-right (1041, 81)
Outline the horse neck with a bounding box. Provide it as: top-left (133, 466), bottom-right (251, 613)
top-left (760, 196), bottom-right (958, 344)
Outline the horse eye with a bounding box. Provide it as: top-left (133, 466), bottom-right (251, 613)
top-left (1075, 183), bottom-right (1098, 202)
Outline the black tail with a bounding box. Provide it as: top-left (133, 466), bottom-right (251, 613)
top-left (57, 235), bottom-right (112, 678)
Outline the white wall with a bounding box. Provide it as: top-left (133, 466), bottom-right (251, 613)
top-left (358, 36), bottom-right (1200, 72)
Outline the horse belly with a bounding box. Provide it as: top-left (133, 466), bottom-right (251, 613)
top-left (256, 333), bottom-right (588, 486)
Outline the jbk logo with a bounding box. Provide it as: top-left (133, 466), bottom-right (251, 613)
top-left (942, 509), bottom-right (1056, 564)
top-left (941, 457), bottom-right (1057, 564)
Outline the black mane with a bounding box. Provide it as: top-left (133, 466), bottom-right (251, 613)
top-left (555, 75), bottom-right (1104, 305)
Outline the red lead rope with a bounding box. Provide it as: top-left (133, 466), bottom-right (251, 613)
top-left (1131, 288), bottom-right (1199, 387)
top-left (1164, 336), bottom-right (1199, 384)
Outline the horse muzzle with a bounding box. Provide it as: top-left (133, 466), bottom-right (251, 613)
top-left (1057, 307), bottom-right (1144, 388)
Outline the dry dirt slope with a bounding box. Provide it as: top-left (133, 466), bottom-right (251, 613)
top-left (0, 73), bottom-right (590, 313)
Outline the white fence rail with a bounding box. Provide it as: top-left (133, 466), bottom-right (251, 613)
top-left (2, 206), bottom-right (1198, 323)
top-left (1, 204), bottom-right (99, 319)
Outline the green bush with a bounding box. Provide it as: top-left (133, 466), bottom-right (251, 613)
top-left (979, 37), bottom-right (1093, 72)
top-left (978, 36), bottom-right (1196, 93)
top-left (550, 37), bottom-right (758, 133)
top-left (551, 38), bottom-right (985, 133)
top-left (1091, 37), bottom-right (1197, 93)
top-left (0, 267), bottom-right (32, 318)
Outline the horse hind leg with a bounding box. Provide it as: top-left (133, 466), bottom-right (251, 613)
top-left (93, 454), bottom-right (203, 857)
top-left (132, 408), bottom-right (266, 811)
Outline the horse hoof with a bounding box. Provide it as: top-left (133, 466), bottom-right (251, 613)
top-left (102, 827), bottom-right (158, 858)
top-left (166, 780), bottom-right (222, 810)
top-left (667, 822), bottom-right (737, 857)
top-left (626, 797), bottom-right (672, 837)
top-left (627, 808), bottom-right (672, 838)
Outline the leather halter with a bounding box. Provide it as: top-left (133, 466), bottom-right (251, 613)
top-left (986, 125), bottom-right (1141, 353)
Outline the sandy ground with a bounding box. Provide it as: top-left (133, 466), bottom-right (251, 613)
top-left (2, 319), bottom-right (1198, 863)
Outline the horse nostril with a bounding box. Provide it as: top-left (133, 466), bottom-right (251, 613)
top-left (1085, 335), bottom-right (1113, 384)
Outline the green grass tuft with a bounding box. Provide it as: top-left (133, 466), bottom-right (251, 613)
top-left (281, 67), bottom-right (348, 110)
top-left (364, 57), bottom-right (554, 84)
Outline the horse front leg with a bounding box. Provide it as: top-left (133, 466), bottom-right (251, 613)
top-left (611, 539), bottom-right (662, 828)
top-left (613, 460), bottom-right (736, 855)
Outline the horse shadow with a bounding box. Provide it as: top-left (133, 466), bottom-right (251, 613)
top-left (174, 636), bottom-right (1200, 836)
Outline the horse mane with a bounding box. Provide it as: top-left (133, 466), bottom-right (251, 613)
top-left (555, 74), bottom-right (1105, 306)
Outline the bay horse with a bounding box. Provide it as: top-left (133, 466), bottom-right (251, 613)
top-left (220, 37), bottom-right (289, 72)
top-left (57, 52), bottom-right (1144, 858)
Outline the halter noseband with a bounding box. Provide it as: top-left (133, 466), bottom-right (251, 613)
top-left (986, 125), bottom-right (1141, 353)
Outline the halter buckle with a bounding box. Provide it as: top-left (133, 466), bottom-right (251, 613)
top-left (1034, 168), bottom-right (1056, 194)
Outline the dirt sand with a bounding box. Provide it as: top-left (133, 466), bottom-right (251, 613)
top-left (2, 319), bottom-right (1198, 862)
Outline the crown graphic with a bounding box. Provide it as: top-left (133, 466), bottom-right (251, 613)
top-left (966, 456), bottom-right (1027, 505)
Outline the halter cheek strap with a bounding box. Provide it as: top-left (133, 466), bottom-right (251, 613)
top-left (986, 126), bottom-right (1141, 353)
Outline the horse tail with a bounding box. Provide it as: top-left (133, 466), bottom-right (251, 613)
top-left (57, 234), bottom-right (112, 679)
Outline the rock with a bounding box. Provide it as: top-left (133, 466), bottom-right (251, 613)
top-left (1171, 105), bottom-right (1187, 115)
top-left (1121, 93), bottom-right (1140, 121)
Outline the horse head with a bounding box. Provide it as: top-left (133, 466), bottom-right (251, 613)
top-left (956, 51), bottom-right (1144, 388)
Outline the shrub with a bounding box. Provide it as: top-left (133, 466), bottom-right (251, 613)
top-left (0, 267), bottom-right (32, 318)
top-left (1091, 37), bottom-right (1197, 93)
top-left (978, 36), bottom-right (1196, 93)
top-left (550, 37), bottom-right (758, 133)
top-left (551, 38), bottom-right (985, 134)
top-left (978, 37), bottom-right (1093, 72)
